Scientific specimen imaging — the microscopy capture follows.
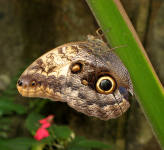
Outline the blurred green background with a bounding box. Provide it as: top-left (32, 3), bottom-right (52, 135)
top-left (0, 0), bottom-right (163, 150)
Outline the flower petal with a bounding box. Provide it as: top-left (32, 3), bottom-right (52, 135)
top-left (39, 115), bottom-right (54, 124)
top-left (41, 122), bottom-right (51, 129)
top-left (34, 128), bottom-right (49, 141)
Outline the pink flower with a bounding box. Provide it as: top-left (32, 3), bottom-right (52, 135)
top-left (34, 128), bottom-right (49, 141)
top-left (34, 115), bottom-right (54, 141)
top-left (39, 115), bottom-right (54, 124)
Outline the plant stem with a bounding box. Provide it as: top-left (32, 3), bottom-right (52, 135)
top-left (86, 0), bottom-right (164, 148)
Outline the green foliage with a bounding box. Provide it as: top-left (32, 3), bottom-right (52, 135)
top-left (31, 143), bottom-right (45, 150)
top-left (0, 109), bottom-right (112, 150)
top-left (73, 139), bottom-right (112, 149)
top-left (24, 112), bottom-right (112, 150)
top-left (51, 125), bottom-right (73, 140)
top-left (0, 74), bottom-right (27, 116)
top-left (0, 73), bottom-right (28, 138)
top-left (67, 136), bottom-right (112, 150)
top-left (25, 112), bottom-right (43, 135)
top-left (0, 98), bottom-right (26, 115)
top-left (0, 117), bottom-right (14, 138)
top-left (0, 137), bottom-right (38, 150)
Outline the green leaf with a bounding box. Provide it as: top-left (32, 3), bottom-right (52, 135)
top-left (67, 147), bottom-right (91, 150)
top-left (67, 136), bottom-right (112, 150)
top-left (31, 143), bottom-right (45, 150)
top-left (37, 135), bottom-right (53, 143)
top-left (0, 137), bottom-right (38, 150)
top-left (50, 125), bottom-right (72, 140)
top-left (67, 137), bottom-right (91, 150)
top-left (25, 112), bottom-right (43, 135)
top-left (86, 0), bottom-right (164, 148)
top-left (0, 117), bottom-right (13, 138)
top-left (77, 140), bottom-right (111, 149)
top-left (0, 99), bottom-right (26, 115)
top-left (0, 139), bottom-right (12, 150)
top-left (0, 96), bottom-right (14, 101)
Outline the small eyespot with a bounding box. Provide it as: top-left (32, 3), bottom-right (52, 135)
top-left (17, 80), bottom-right (23, 86)
top-left (96, 76), bottom-right (116, 94)
top-left (71, 63), bottom-right (82, 73)
top-left (31, 81), bottom-right (36, 86)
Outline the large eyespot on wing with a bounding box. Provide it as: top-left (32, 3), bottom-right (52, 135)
top-left (96, 75), bottom-right (116, 94)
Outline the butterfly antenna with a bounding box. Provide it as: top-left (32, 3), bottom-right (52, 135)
top-left (109, 45), bottom-right (127, 51)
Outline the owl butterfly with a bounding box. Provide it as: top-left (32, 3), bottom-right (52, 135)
top-left (17, 35), bottom-right (133, 120)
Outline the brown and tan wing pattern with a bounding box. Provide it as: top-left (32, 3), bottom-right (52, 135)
top-left (17, 36), bottom-right (133, 120)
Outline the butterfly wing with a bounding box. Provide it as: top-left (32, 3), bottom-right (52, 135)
top-left (17, 37), bottom-right (133, 120)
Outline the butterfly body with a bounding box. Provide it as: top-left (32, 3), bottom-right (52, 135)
top-left (17, 35), bottom-right (133, 120)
